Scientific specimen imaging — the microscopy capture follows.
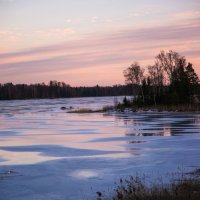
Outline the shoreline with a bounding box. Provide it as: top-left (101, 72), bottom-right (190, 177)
top-left (66, 104), bottom-right (200, 113)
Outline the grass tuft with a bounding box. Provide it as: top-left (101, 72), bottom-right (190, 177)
top-left (97, 169), bottom-right (200, 200)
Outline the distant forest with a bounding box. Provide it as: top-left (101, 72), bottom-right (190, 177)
top-left (0, 81), bottom-right (133, 100)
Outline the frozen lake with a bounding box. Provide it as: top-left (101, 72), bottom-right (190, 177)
top-left (0, 96), bottom-right (200, 200)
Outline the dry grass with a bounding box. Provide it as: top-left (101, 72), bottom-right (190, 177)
top-left (97, 169), bottom-right (200, 200)
top-left (67, 106), bottom-right (114, 113)
top-left (65, 103), bottom-right (200, 113)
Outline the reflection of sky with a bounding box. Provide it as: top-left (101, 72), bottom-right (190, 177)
top-left (1, 99), bottom-right (200, 166)
top-left (0, 150), bottom-right (64, 165)
top-left (0, 0), bottom-right (200, 85)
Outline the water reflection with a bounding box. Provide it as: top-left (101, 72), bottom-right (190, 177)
top-left (1, 97), bottom-right (200, 166)
top-left (163, 127), bottom-right (172, 136)
top-left (114, 113), bottom-right (200, 138)
top-left (0, 150), bottom-right (64, 165)
top-left (125, 127), bottom-right (172, 137)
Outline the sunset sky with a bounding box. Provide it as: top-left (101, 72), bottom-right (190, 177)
top-left (0, 0), bottom-right (200, 86)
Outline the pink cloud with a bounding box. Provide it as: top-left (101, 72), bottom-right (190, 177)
top-left (174, 11), bottom-right (200, 20)
top-left (0, 20), bottom-right (200, 86)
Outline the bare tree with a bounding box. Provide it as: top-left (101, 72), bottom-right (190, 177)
top-left (124, 62), bottom-right (145, 103)
top-left (148, 63), bottom-right (164, 105)
top-left (155, 50), bottom-right (186, 84)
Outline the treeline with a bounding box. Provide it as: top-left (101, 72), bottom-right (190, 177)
top-left (0, 81), bottom-right (133, 100)
top-left (1, 50), bottom-right (199, 103)
top-left (123, 50), bottom-right (200, 105)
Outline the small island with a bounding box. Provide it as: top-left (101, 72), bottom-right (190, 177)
top-left (118, 50), bottom-right (200, 112)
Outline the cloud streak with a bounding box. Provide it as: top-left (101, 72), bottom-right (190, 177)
top-left (174, 10), bottom-right (200, 20)
top-left (0, 20), bottom-right (200, 85)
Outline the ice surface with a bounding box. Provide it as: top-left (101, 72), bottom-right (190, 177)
top-left (0, 96), bottom-right (200, 200)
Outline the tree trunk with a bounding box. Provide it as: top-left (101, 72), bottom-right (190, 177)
top-left (140, 85), bottom-right (145, 104)
top-left (153, 86), bottom-right (157, 106)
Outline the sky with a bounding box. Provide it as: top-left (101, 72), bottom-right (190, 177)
top-left (0, 0), bottom-right (200, 86)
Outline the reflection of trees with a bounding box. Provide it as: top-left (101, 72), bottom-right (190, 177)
top-left (163, 128), bottom-right (172, 136)
top-left (122, 116), bottom-right (174, 137)
top-left (113, 113), bottom-right (200, 138)
top-left (193, 117), bottom-right (200, 128)
top-left (102, 113), bottom-right (200, 155)
top-left (126, 128), bottom-right (172, 137)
